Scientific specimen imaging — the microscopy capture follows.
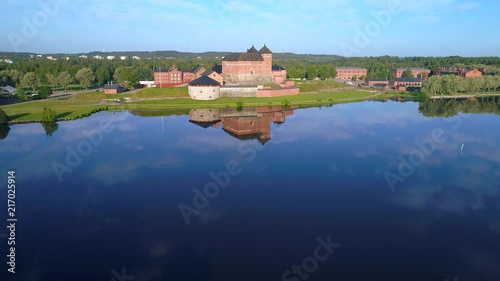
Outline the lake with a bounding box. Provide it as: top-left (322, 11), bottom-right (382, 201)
top-left (0, 98), bottom-right (499, 281)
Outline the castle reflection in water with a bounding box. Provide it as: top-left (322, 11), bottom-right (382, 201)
top-left (189, 106), bottom-right (297, 144)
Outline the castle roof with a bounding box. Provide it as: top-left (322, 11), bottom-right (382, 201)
top-left (202, 65), bottom-right (223, 76)
top-left (223, 52), bottom-right (264, 62)
top-left (259, 44), bottom-right (273, 54)
top-left (189, 75), bottom-right (220, 86)
top-left (247, 45), bottom-right (259, 53)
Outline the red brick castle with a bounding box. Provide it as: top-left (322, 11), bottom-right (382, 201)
top-left (222, 45), bottom-right (287, 85)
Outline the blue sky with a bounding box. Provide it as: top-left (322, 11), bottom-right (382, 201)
top-left (0, 0), bottom-right (498, 56)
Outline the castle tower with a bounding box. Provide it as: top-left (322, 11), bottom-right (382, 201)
top-left (259, 44), bottom-right (273, 75)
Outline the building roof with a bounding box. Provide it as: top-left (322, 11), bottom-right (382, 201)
top-left (192, 65), bottom-right (204, 74)
top-left (336, 67), bottom-right (367, 70)
top-left (367, 78), bottom-right (388, 82)
top-left (247, 45), bottom-right (259, 53)
top-left (212, 65), bottom-right (223, 74)
top-left (104, 83), bottom-right (123, 90)
top-left (223, 52), bottom-right (264, 62)
top-left (202, 65), bottom-right (224, 76)
top-left (373, 83), bottom-right (388, 87)
top-left (392, 67), bottom-right (430, 71)
top-left (272, 65), bottom-right (286, 71)
top-left (189, 75), bottom-right (220, 86)
top-left (259, 44), bottom-right (273, 54)
top-left (396, 78), bottom-right (422, 83)
top-left (0, 85), bottom-right (16, 93)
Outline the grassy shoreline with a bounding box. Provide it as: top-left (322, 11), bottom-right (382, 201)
top-left (8, 80), bottom-right (494, 124)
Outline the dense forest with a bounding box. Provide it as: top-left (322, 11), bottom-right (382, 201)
top-left (422, 76), bottom-right (500, 95)
top-left (1, 52), bottom-right (500, 92)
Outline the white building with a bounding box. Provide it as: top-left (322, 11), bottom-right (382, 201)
top-left (93, 55), bottom-right (104, 59)
top-left (120, 56), bottom-right (128, 60)
top-left (79, 55), bottom-right (88, 59)
top-left (107, 56), bottom-right (115, 60)
top-left (0, 59), bottom-right (13, 64)
top-left (132, 56), bottom-right (141, 60)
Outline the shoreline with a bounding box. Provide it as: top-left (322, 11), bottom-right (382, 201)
top-left (2, 91), bottom-right (404, 125)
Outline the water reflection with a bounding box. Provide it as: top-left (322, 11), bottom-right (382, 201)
top-left (0, 124), bottom-right (10, 139)
top-left (0, 101), bottom-right (499, 281)
top-left (189, 106), bottom-right (297, 144)
top-left (42, 122), bottom-right (59, 137)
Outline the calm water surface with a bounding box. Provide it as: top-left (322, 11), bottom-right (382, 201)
top-left (0, 100), bottom-right (499, 281)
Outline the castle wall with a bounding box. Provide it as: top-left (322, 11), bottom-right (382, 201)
top-left (257, 87), bottom-right (300, 98)
top-left (220, 86), bottom-right (258, 98)
top-left (223, 75), bottom-right (273, 85)
top-left (188, 85), bottom-right (220, 100)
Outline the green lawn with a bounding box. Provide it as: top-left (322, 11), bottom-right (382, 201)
top-left (0, 88), bottom-right (387, 123)
top-left (125, 90), bottom-right (379, 108)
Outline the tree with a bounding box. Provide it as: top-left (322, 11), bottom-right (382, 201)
top-left (96, 66), bottom-right (111, 85)
top-left (0, 71), bottom-right (14, 86)
top-left (75, 68), bottom-right (95, 89)
top-left (403, 69), bottom-right (414, 78)
top-left (38, 86), bottom-right (52, 99)
top-left (15, 87), bottom-right (26, 100)
top-left (42, 122), bottom-right (59, 137)
top-left (21, 72), bottom-right (40, 92)
top-left (1, 70), bottom-right (22, 86)
top-left (306, 65), bottom-right (320, 80)
top-left (46, 73), bottom-right (57, 87)
top-left (117, 67), bottom-right (139, 89)
top-left (352, 75), bottom-right (358, 81)
top-left (41, 107), bottom-right (57, 123)
top-left (57, 72), bottom-right (72, 91)
top-left (0, 108), bottom-right (9, 125)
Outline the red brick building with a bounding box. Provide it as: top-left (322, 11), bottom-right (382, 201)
top-left (104, 83), bottom-right (125, 94)
top-left (436, 67), bottom-right (483, 78)
top-left (391, 78), bottom-right (423, 88)
top-left (335, 67), bottom-right (367, 80)
top-left (154, 65), bottom-right (205, 87)
top-left (222, 45), bottom-right (287, 85)
top-left (366, 79), bottom-right (389, 88)
top-left (391, 68), bottom-right (431, 78)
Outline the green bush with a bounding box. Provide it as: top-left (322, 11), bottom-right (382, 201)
top-left (236, 101), bottom-right (243, 111)
top-left (41, 107), bottom-right (57, 123)
top-left (0, 108), bottom-right (9, 125)
top-left (38, 85), bottom-right (52, 99)
top-left (15, 87), bottom-right (26, 100)
top-left (281, 99), bottom-right (290, 109)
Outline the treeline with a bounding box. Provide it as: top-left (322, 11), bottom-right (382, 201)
top-left (2, 54), bottom-right (500, 90)
top-left (418, 97), bottom-right (500, 117)
top-left (422, 75), bottom-right (500, 95)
